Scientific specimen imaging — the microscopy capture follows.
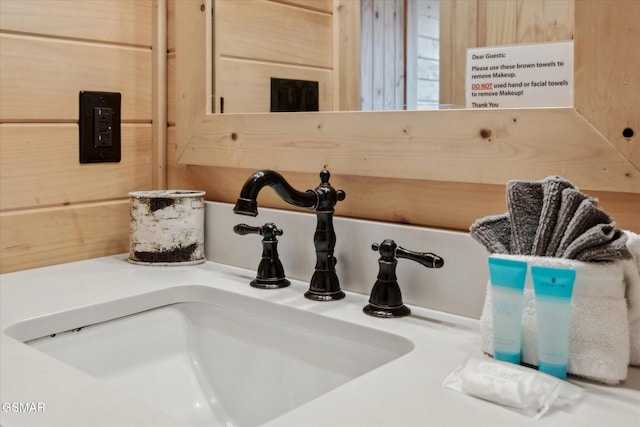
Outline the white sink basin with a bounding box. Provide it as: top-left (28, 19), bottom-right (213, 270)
top-left (10, 285), bottom-right (413, 426)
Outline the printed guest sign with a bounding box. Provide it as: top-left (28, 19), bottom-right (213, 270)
top-left (466, 41), bottom-right (573, 108)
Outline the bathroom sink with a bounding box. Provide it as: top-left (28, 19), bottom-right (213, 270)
top-left (10, 285), bottom-right (413, 426)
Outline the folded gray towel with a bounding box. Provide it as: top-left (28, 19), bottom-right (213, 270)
top-left (531, 177), bottom-right (575, 256)
top-left (545, 188), bottom-right (594, 257)
top-left (507, 179), bottom-right (544, 255)
top-left (469, 214), bottom-right (511, 254)
top-left (471, 176), bottom-right (631, 263)
top-left (568, 227), bottom-right (631, 262)
top-left (554, 198), bottom-right (613, 257)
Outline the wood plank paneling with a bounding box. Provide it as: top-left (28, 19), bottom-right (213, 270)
top-left (179, 107), bottom-right (639, 194)
top-left (333, 0), bottom-right (360, 111)
top-left (0, 0), bottom-right (151, 46)
top-left (271, 0), bottom-right (333, 14)
top-left (167, 0), bottom-right (175, 53)
top-left (589, 190), bottom-right (640, 233)
top-left (217, 0), bottom-right (332, 68)
top-left (216, 58), bottom-right (333, 113)
top-left (439, 0), bottom-right (478, 105)
top-left (174, 0), bottom-right (640, 241)
top-left (0, 34), bottom-right (152, 122)
top-left (210, 0), bottom-right (335, 113)
top-left (574, 0), bottom-right (640, 170)
top-left (478, 0), bottom-right (516, 46)
top-left (167, 126), bottom-right (640, 232)
top-left (440, 0), bottom-right (574, 106)
top-left (515, 0), bottom-right (573, 43)
top-left (168, 52), bottom-right (176, 125)
top-left (0, 124), bottom-right (152, 211)
top-left (0, 0), bottom-right (154, 273)
top-left (167, 126), bottom-right (503, 229)
top-left (168, 0), bottom-right (640, 244)
top-left (0, 201), bottom-right (131, 273)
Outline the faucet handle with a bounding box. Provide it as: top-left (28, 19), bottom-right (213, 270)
top-left (365, 239), bottom-right (444, 318)
top-left (233, 222), bottom-right (289, 289)
top-left (372, 239), bottom-right (444, 268)
top-left (233, 223), bottom-right (283, 239)
top-left (371, 240), bottom-right (397, 260)
top-left (396, 246), bottom-right (444, 269)
top-left (233, 223), bottom-right (260, 236)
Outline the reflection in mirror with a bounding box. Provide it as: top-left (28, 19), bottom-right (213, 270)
top-left (360, 0), bottom-right (440, 111)
top-left (177, 0), bottom-right (640, 232)
top-left (212, 0), bottom-right (335, 114)
top-left (211, 0), bottom-right (440, 114)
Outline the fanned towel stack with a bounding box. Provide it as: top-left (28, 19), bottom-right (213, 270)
top-left (470, 176), bottom-right (631, 262)
top-left (470, 176), bottom-right (639, 385)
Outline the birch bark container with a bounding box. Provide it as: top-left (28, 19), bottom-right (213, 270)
top-left (128, 190), bottom-right (206, 265)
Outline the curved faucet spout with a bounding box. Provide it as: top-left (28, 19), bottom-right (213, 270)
top-left (233, 169), bottom-right (346, 301)
top-left (233, 170), bottom-right (318, 216)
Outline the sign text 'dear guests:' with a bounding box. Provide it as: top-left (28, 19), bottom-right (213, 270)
top-left (466, 42), bottom-right (573, 109)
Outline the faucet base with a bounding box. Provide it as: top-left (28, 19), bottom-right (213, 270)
top-left (306, 269), bottom-right (344, 301)
top-left (250, 278), bottom-right (290, 289)
top-left (304, 289), bottom-right (345, 301)
top-left (363, 304), bottom-right (411, 318)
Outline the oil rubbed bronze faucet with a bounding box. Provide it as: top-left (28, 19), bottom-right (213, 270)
top-left (233, 169), bottom-right (346, 301)
top-left (233, 222), bottom-right (290, 289)
top-left (364, 239), bottom-right (444, 318)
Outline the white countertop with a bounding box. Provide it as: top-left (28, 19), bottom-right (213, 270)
top-left (1, 255), bottom-right (638, 427)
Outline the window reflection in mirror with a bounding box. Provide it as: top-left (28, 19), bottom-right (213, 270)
top-left (360, 0), bottom-right (440, 111)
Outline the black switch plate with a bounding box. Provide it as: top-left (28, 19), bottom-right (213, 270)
top-left (270, 78), bottom-right (319, 112)
top-left (79, 91), bottom-right (121, 163)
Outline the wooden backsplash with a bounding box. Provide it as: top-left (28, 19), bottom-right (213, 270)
top-left (0, 0), bottom-right (153, 273)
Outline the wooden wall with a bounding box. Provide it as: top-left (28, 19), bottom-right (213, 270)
top-left (440, 0), bottom-right (574, 106)
top-left (1, 0), bottom-right (637, 273)
top-left (0, 0), bottom-right (154, 273)
top-left (213, 0), bottom-right (334, 113)
top-left (170, 0), bottom-right (639, 238)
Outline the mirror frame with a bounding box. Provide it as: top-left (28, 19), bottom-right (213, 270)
top-left (175, 0), bottom-right (638, 193)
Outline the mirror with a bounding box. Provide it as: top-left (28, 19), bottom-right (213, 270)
top-left (209, 0), bottom-right (582, 114)
top-left (211, 0), bottom-right (442, 113)
top-left (175, 0), bottom-right (638, 195)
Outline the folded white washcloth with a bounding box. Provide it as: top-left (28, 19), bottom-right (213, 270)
top-left (480, 254), bottom-right (629, 385)
top-left (622, 230), bottom-right (640, 366)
